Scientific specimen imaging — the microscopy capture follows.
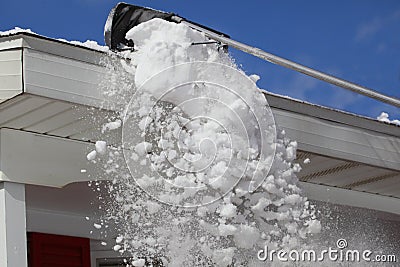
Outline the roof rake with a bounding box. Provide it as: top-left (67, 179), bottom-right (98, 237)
top-left (104, 2), bottom-right (400, 108)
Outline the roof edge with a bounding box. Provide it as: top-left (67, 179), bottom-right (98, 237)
top-left (264, 91), bottom-right (400, 138)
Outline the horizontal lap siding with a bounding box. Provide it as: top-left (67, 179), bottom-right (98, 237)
top-left (23, 48), bottom-right (107, 107)
top-left (0, 49), bottom-right (23, 101)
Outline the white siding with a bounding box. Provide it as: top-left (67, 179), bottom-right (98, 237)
top-left (0, 49), bottom-right (23, 102)
top-left (23, 48), bottom-right (107, 107)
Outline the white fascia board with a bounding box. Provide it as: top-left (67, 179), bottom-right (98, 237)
top-left (301, 182), bottom-right (400, 216)
top-left (0, 128), bottom-right (107, 187)
top-left (265, 92), bottom-right (400, 140)
top-left (272, 107), bottom-right (400, 171)
top-left (21, 34), bottom-right (107, 64)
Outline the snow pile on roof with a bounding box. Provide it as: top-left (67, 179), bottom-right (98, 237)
top-left (89, 18), bottom-right (319, 266)
top-left (0, 27), bottom-right (110, 52)
top-left (70, 40), bottom-right (109, 52)
top-left (0, 27), bottom-right (34, 36)
top-left (377, 112), bottom-right (400, 126)
top-left (57, 38), bottom-right (110, 52)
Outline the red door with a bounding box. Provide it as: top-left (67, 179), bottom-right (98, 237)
top-left (28, 232), bottom-right (91, 267)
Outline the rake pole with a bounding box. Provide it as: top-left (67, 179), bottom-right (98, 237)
top-left (172, 16), bottom-right (400, 108)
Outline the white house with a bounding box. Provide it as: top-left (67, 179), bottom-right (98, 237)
top-left (0, 32), bottom-right (399, 266)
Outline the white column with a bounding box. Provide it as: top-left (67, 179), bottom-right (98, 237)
top-left (0, 182), bottom-right (27, 267)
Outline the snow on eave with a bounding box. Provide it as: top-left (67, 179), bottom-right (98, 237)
top-left (0, 30), bottom-right (110, 53)
top-left (0, 27), bottom-right (35, 36)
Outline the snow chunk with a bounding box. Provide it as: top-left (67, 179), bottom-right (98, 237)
top-left (286, 141), bottom-right (297, 161)
top-left (102, 119), bottom-right (122, 133)
top-left (305, 219), bottom-right (321, 234)
top-left (219, 203), bottom-right (237, 218)
top-left (134, 142), bottom-right (152, 156)
top-left (233, 225), bottom-right (259, 249)
top-left (218, 224), bottom-right (237, 236)
top-left (95, 141), bottom-right (107, 155)
top-left (113, 244), bottom-right (122, 251)
top-left (251, 197), bottom-right (271, 214)
top-left (132, 259), bottom-right (145, 267)
top-left (146, 200), bottom-right (161, 214)
top-left (284, 194), bottom-right (302, 205)
top-left (377, 112), bottom-right (400, 126)
top-left (377, 112), bottom-right (390, 123)
top-left (86, 150), bottom-right (97, 161)
top-left (212, 248), bottom-right (235, 266)
top-left (249, 74), bottom-right (260, 83)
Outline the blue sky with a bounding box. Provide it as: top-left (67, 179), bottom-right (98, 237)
top-left (1, 0), bottom-right (399, 119)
